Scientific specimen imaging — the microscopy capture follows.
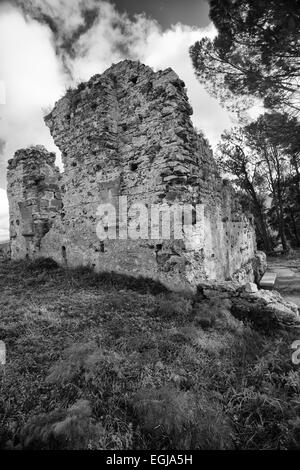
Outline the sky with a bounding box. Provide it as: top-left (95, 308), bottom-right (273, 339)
top-left (0, 0), bottom-right (233, 242)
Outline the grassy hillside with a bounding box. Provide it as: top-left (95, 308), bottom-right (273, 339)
top-left (0, 259), bottom-right (300, 450)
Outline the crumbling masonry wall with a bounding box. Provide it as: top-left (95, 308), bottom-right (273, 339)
top-left (7, 146), bottom-right (62, 260)
top-left (7, 60), bottom-right (257, 289)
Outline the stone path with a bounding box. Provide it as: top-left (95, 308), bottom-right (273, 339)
top-left (267, 252), bottom-right (300, 307)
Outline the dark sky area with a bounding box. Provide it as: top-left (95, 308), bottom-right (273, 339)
top-left (112, 0), bottom-right (210, 29)
top-left (0, 0), bottom-right (210, 29)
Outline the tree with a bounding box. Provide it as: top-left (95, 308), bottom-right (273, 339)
top-left (245, 114), bottom-right (291, 251)
top-left (259, 113), bottom-right (300, 205)
top-left (190, 0), bottom-right (300, 116)
top-left (245, 113), bottom-right (300, 249)
top-left (268, 174), bottom-right (300, 246)
top-left (217, 113), bottom-right (300, 252)
top-left (216, 127), bottom-right (273, 252)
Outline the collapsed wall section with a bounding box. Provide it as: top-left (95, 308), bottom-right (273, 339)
top-left (7, 146), bottom-right (62, 260)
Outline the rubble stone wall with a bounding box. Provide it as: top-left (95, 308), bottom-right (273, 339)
top-left (7, 60), bottom-right (257, 289)
top-left (7, 146), bottom-right (62, 260)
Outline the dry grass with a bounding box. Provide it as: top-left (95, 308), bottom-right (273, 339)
top-left (0, 258), bottom-right (300, 449)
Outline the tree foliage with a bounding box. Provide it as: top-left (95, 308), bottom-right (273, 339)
top-left (217, 113), bottom-right (300, 251)
top-left (190, 0), bottom-right (300, 116)
top-left (217, 126), bottom-right (273, 251)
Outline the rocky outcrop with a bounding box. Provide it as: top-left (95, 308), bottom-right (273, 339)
top-left (196, 280), bottom-right (300, 331)
top-left (232, 288), bottom-right (300, 330)
top-left (252, 251), bottom-right (268, 283)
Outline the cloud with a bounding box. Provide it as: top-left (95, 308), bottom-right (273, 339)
top-left (0, 2), bottom-right (66, 189)
top-left (0, 138), bottom-right (6, 155)
top-left (12, 0), bottom-right (103, 74)
top-left (0, 188), bottom-right (9, 242)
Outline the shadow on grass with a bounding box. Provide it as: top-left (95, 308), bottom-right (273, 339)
top-left (4, 257), bottom-right (170, 296)
top-left (69, 265), bottom-right (170, 296)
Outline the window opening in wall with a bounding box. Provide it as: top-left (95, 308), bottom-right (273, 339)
top-left (62, 245), bottom-right (67, 265)
top-left (130, 162), bottom-right (138, 171)
top-left (130, 76), bottom-right (138, 84)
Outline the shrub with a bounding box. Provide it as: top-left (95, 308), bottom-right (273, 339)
top-left (19, 400), bottom-right (105, 450)
top-left (193, 298), bottom-right (244, 333)
top-left (45, 341), bottom-right (127, 392)
top-left (132, 385), bottom-right (232, 449)
top-left (153, 293), bottom-right (192, 320)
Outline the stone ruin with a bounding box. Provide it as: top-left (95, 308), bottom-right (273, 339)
top-left (7, 60), bottom-right (259, 290)
top-left (7, 147), bottom-right (62, 258)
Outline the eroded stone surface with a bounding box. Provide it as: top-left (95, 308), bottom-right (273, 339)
top-left (231, 288), bottom-right (300, 330)
top-left (197, 279), bottom-right (300, 330)
top-left (7, 146), bottom-right (62, 260)
top-left (7, 60), bottom-right (258, 289)
top-left (243, 282), bottom-right (259, 293)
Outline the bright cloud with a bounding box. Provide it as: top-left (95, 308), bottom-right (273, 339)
top-left (0, 3), bottom-right (66, 186)
top-left (0, 189), bottom-right (9, 242)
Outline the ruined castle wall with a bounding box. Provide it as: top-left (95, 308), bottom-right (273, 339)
top-left (7, 146), bottom-right (62, 260)
top-left (7, 61), bottom-right (256, 289)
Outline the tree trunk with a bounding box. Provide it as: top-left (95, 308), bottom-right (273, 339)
top-left (290, 210), bottom-right (300, 246)
top-left (254, 206), bottom-right (273, 252)
top-left (245, 180), bottom-right (273, 253)
top-left (292, 156), bottom-right (300, 204)
top-left (276, 174), bottom-right (289, 252)
top-left (278, 202), bottom-right (289, 252)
